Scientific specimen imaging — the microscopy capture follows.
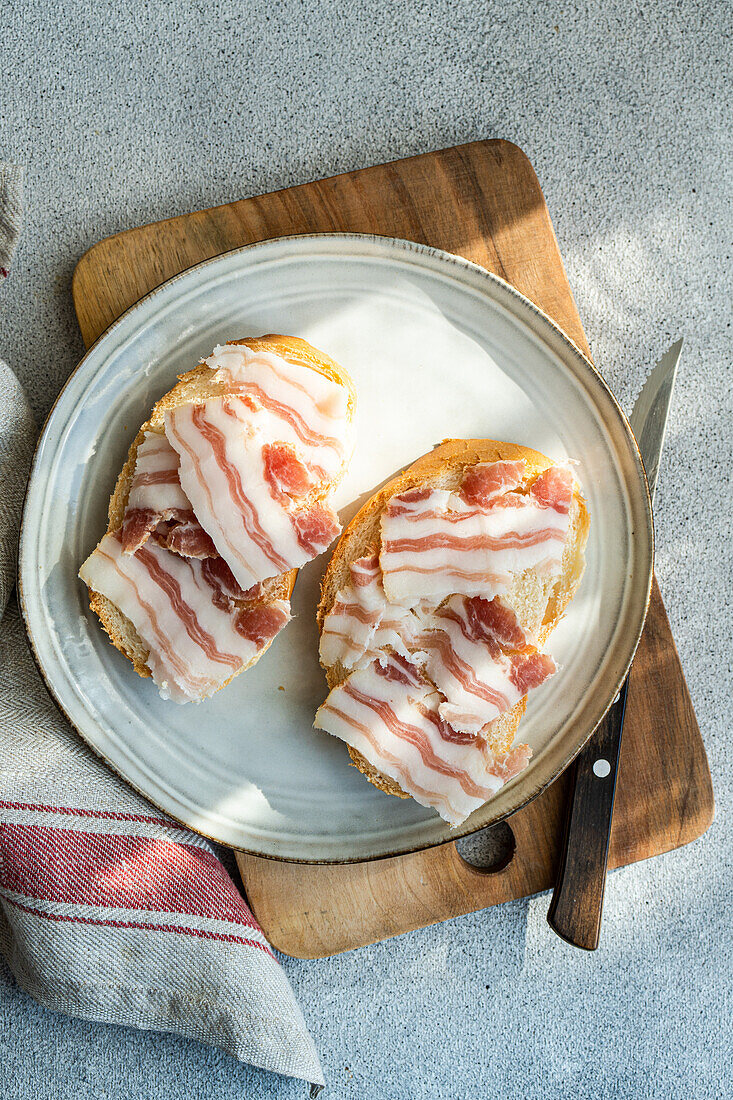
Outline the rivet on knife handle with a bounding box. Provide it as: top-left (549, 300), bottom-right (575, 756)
top-left (546, 679), bottom-right (629, 950)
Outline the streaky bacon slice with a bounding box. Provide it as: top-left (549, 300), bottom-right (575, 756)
top-left (460, 460), bottom-right (526, 507)
top-left (291, 502), bottom-right (340, 556)
top-left (509, 651), bottom-right (557, 695)
top-left (165, 397), bottom-right (342, 590)
top-left (413, 698), bottom-right (478, 745)
top-left (320, 578), bottom-right (536, 690)
top-left (372, 652), bottom-right (426, 689)
top-left (120, 432), bottom-right (200, 555)
top-left (319, 554), bottom-right (417, 670)
top-left (414, 595), bottom-right (556, 735)
top-left (197, 562), bottom-right (281, 641)
top-left (315, 653), bottom-right (530, 826)
top-left (199, 555), bottom-right (249, 611)
top-left (385, 486), bottom-right (433, 515)
top-left (530, 466), bottom-right (573, 514)
top-left (234, 602), bottom-right (291, 647)
top-left (380, 469), bottom-right (573, 606)
top-left (352, 554), bottom-right (381, 587)
top-left (458, 595), bottom-right (531, 651)
top-left (79, 532), bottom-right (290, 703)
top-left (319, 554), bottom-right (384, 669)
top-left (121, 508), bottom-right (158, 555)
top-left (157, 511), bottom-right (217, 559)
top-left (321, 577), bottom-right (554, 737)
top-left (206, 342), bottom-right (351, 485)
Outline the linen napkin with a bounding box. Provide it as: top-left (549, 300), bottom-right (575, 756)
top-left (0, 163), bottom-right (323, 1092)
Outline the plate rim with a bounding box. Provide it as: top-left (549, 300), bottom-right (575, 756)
top-left (18, 231), bottom-right (654, 863)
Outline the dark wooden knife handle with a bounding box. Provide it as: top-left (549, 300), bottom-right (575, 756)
top-left (547, 678), bottom-right (629, 950)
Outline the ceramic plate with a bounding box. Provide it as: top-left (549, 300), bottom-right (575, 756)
top-left (19, 234), bottom-right (653, 862)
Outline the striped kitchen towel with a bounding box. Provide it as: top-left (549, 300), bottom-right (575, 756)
top-left (0, 164), bottom-right (323, 1092)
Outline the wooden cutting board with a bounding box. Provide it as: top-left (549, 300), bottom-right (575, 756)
top-left (73, 140), bottom-right (714, 958)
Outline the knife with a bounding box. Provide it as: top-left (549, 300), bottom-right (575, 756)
top-left (546, 338), bottom-right (683, 950)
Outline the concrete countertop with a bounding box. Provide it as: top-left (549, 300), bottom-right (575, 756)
top-left (1, 1), bottom-right (730, 1097)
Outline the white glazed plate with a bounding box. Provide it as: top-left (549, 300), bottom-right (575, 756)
top-left (19, 235), bottom-right (653, 862)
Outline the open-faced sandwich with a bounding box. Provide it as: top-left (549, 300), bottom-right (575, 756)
top-left (80, 335), bottom-right (355, 702)
top-left (315, 439), bottom-right (589, 826)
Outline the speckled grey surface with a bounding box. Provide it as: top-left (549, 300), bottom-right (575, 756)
top-left (1, 0), bottom-right (731, 1096)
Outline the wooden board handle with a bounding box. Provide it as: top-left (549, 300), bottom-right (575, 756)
top-left (547, 679), bottom-right (629, 950)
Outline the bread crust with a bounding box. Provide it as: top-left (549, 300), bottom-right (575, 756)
top-left (85, 335), bottom-right (355, 690)
top-left (316, 438), bottom-right (590, 796)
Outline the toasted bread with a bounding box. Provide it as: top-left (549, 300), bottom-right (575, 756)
top-left (317, 438), bottom-right (590, 796)
top-left (86, 334), bottom-right (356, 690)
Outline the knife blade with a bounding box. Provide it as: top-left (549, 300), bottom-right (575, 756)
top-left (547, 339), bottom-right (683, 950)
top-left (630, 337), bottom-right (682, 498)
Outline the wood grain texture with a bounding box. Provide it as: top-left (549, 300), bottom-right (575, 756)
top-left (72, 140), bottom-right (714, 959)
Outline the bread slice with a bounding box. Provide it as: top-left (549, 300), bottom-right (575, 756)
top-left (86, 334), bottom-right (356, 690)
top-left (317, 438), bottom-right (590, 798)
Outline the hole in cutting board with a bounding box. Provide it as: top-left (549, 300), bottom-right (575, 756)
top-left (454, 822), bottom-right (515, 874)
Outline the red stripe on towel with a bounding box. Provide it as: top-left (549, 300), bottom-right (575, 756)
top-left (0, 822), bottom-right (259, 929)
